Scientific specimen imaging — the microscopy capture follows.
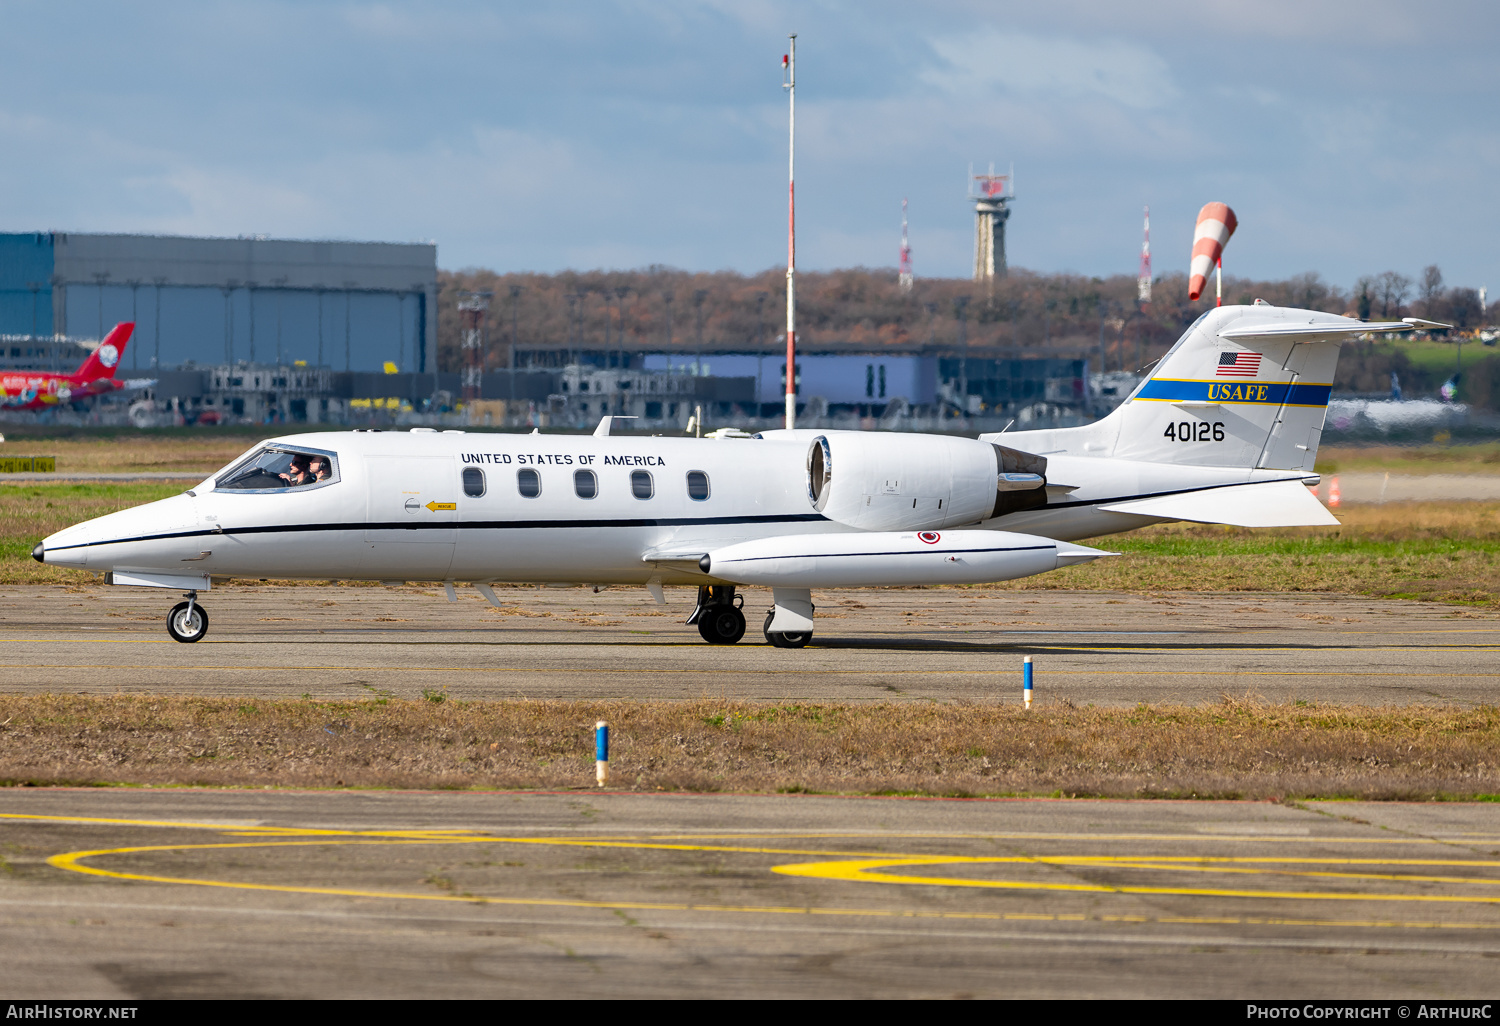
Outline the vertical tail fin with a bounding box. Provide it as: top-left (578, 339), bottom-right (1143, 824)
top-left (1105, 304), bottom-right (1407, 471)
top-left (73, 323), bottom-right (133, 381)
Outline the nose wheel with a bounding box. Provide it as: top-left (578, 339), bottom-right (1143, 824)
top-left (167, 593), bottom-right (209, 643)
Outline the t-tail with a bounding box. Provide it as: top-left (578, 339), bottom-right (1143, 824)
top-left (991, 302), bottom-right (1427, 473)
top-left (71, 322), bottom-right (133, 382)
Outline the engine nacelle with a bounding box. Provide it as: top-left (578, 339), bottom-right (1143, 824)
top-left (805, 431), bottom-right (1047, 531)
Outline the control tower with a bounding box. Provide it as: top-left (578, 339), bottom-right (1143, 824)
top-left (970, 164), bottom-right (1013, 282)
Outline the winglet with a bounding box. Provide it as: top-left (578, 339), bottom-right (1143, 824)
top-left (73, 323), bottom-right (134, 381)
top-left (593, 416), bottom-right (612, 437)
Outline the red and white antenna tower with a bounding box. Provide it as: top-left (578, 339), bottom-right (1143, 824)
top-left (1137, 205), bottom-right (1152, 306)
top-left (782, 34), bottom-right (797, 430)
top-left (898, 198), bottom-right (913, 293)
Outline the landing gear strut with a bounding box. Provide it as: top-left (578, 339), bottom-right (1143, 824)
top-left (167, 591), bottom-right (209, 643)
top-left (688, 585), bottom-right (746, 645)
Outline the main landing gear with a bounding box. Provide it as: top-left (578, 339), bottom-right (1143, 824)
top-left (166, 591), bottom-right (209, 643)
top-left (688, 585), bottom-right (816, 648)
top-left (689, 585), bottom-right (746, 644)
top-left (763, 587), bottom-right (815, 648)
top-left (763, 610), bottom-right (811, 648)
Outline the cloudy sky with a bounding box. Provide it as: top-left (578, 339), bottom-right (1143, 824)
top-left (1, 1), bottom-right (1495, 290)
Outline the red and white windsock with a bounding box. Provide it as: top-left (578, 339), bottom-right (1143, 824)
top-left (1188, 202), bottom-right (1238, 301)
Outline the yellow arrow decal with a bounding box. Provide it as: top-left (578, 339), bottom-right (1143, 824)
top-left (425, 501), bottom-right (457, 511)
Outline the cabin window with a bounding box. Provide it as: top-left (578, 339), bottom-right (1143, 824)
top-left (574, 469), bottom-right (597, 499)
top-left (631, 470), bottom-right (654, 499)
top-left (517, 469), bottom-right (541, 498)
top-left (462, 467), bottom-right (485, 497)
top-left (686, 471), bottom-right (710, 501)
top-left (215, 446), bottom-right (338, 492)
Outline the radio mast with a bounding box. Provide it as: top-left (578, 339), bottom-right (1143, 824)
top-left (898, 198), bottom-right (913, 293)
top-left (782, 35), bottom-right (797, 430)
top-left (1137, 206), bottom-right (1152, 306)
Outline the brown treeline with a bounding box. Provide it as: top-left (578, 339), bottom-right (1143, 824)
top-left (432, 266), bottom-right (1360, 375)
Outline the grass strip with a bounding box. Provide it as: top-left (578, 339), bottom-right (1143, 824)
top-left (3, 694), bottom-right (1498, 800)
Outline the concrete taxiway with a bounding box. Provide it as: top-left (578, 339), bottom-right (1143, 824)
top-left (0, 584), bottom-right (1494, 705)
top-left (2, 789), bottom-right (1499, 998)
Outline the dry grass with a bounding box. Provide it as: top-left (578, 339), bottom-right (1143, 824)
top-left (2, 694), bottom-right (1498, 800)
top-left (1318, 443), bottom-right (1500, 477)
top-left (997, 501), bottom-right (1500, 606)
top-left (0, 431), bottom-right (269, 474)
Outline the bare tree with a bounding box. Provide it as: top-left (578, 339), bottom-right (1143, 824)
top-left (1420, 265), bottom-right (1444, 317)
top-left (1355, 276), bottom-right (1374, 320)
top-left (1446, 287), bottom-right (1480, 330)
top-left (1287, 271), bottom-right (1332, 311)
top-left (1377, 271), bottom-right (1413, 318)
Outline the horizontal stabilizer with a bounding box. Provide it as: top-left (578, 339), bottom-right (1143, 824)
top-left (1218, 320), bottom-right (1412, 345)
top-left (1098, 479), bottom-right (1338, 527)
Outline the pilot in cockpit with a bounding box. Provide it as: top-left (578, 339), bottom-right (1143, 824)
top-left (279, 455), bottom-right (312, 487)
top-left (307, 455), bottom-right (330, 482)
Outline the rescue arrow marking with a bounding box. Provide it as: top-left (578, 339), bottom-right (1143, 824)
top-left (425, 502), bottom-right (456, 512)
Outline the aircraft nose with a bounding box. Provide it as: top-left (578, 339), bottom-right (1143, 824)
top-left (31, 542), bottom-right (44, 564)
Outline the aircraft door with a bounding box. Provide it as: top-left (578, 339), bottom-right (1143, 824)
top-left (364, 456), bottom-right (457, 578)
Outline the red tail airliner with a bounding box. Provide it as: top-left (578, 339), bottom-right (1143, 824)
top-left (1, 322), bottom-right (135, 411)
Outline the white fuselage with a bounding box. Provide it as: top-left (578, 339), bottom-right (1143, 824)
top-left (38, 426), bottom-right (1310, 590)
top-left (44, 431), bottom-right (840, 587)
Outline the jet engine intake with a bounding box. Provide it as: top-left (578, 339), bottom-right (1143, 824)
top-left (806, 431), bottom-right (1049, 530)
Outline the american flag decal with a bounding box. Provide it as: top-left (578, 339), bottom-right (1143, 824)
top-left (1217, 351), bottom-right (1262, 377)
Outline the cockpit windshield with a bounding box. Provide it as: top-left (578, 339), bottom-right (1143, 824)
top-left (216, 446), bottom-right (339, 492)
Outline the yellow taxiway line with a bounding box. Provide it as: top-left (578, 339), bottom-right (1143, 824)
top-left (24, 813), bottom-right (1500, 921)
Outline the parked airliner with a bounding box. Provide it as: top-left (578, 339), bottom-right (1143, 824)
top-left (35, 303), bottom-right (1438, 645)
top-left (2, 322), bottom-right (142, 411)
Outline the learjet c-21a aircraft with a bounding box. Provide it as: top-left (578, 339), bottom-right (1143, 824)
top-left (35, 303), bottom-right (1436, 645)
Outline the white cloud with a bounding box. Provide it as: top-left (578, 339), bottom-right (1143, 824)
top-left (922, 30), bottom-right (1179, 110)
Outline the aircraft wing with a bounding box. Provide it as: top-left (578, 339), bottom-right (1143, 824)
top-left (1097, 479), bottom-right (1338, 527)
top-left (1218, 317), bottom-right (1448, 346)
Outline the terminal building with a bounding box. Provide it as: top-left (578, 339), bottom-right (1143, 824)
top-left (0, 232), bottom-right (437, 375)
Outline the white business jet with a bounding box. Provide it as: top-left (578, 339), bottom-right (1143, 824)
top-left (34, 303), bottom-right (1438, 646)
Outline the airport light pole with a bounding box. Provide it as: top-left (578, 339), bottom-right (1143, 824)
top-left (509, 284), bottom-right (523, 407)
top-left (128, 281), bottom-right (140, 371)
top-left (94, 272), bottom-right (110, 340)
top-left (783, 33), bottom-right (797, 430)
top-left (153, 278), bottom-right (166, 371)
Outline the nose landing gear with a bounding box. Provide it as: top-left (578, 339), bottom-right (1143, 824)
top-left (166, 591), bottom-right (209, 643)
top-left (688, 585), bottom-right (746, 644)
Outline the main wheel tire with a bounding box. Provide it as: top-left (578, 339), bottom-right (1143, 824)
top-left (697, 606), bottom-right (747, 645)
top-left (167, 601), bottom-right (208, 643)
top-left (762, 610), bottom-right (811, 648)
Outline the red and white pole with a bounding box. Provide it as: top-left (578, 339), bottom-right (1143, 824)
top-left (783, 34), bottom-right (797, 430)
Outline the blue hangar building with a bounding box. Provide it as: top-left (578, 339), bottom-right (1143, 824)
top-left (0, 232), bottom-right (437, 374)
